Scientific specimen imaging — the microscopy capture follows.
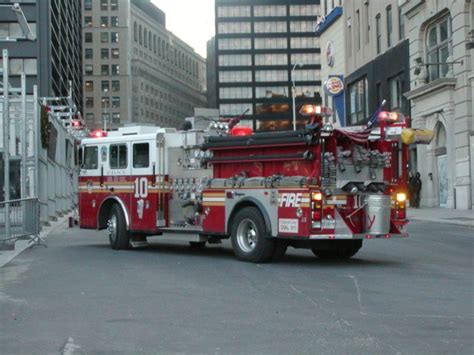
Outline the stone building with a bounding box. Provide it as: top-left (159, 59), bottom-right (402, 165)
top-left (82, 0), bottom-right (207, 130)
top-left (401, 0), bottom-right (473, 209)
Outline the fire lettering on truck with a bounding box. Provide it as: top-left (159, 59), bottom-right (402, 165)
top-left (279, 193), bottom-right (303, 208)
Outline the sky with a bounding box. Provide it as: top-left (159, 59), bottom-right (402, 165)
top-left (151, 0), bottom-right (215, 58)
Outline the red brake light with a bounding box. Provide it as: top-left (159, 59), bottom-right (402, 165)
top-left (90, 130), bottom-right (107, 138)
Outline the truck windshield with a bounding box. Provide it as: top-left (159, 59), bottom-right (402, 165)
top-left (83, 146), bottom-right (98, 170)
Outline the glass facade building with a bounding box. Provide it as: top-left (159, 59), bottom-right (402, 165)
top-left (215, 0), bottom-right (321, 131)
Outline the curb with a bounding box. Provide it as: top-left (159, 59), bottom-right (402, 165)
top-left (409, 217), bottom-right (474, 228)
top-left (0, 214), bottom-right (70, 268)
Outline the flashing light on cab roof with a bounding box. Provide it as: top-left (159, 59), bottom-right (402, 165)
top-left (299, 105), bottom-right (333, 117)
top-left (90, 130), bottom-right (107, 138)
top-left (378, 111), bottom-right (404, 122)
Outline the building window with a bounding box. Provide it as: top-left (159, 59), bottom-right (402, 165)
top-left (218, 71), bottom-right (252, 83)
top-left (217, 6), bottom-right (250, 18)
top-left (254, 5), bottom-right (287, 17)
top-left (84, 16), bottom-right (92, 27)
top-left (102, 97), bottom-right (110, 109)
top-left (218, 54), bottom-right (251, 67)
top-left (389, 74), bottom-right (404, 112)
top-left (386, 6), bottom-right (393, 48)
top-left (101, 65), bottom-right (109, 75)
top-left (100, 0), bottom-right (108, 11)
top-left (365, 2), bottom-right (370, 43)
top-left (348, 77), bottom-right (369, 124)
top-left (217, 22), bottom-right (251, 34)
top-left (289, 5), bottom-right (318, 16)
top-left (84, 0), bottom-right (92, 11)
top-left (290, 21), bottom-right (318, 33)
top-left (399, 8), bottom-right (405, 40)
top-left (85, 48), bottom-right (93, 59)
top-left (112, 113), bottom-right (121, 124)
top-left (144, 28), bottom-right (147, 48)
top-left (254, 21), bottom-right (287, 33)
top-left (139, 25), bottom-right (142, 45)
top-left (101, 48), bottom-right (109, 59)
top-left (100, 17), bottom-right (108, 28)
top-left (111, 65), bottom-right (120, 75)
top-left (376, 14), bottom-right (381, 54)
top-left (86, 113), bottom-right (94, 122)
top-left (110, 16), bottom-right (118, 27)
top-left (85, 81), bottom-right (94, 92)
top-left (112, 80), bottom-right (120, 91)
top-left (292, 69), bottom-right (319, 81)
top-left (111, 48), bottom-right (119, 59)
top-left (356, 10), bottom-right (361, 50)
top-left (101, 32), bottom-right (108, 43)
top-left (102, 81), bottom-right (110, 92)
top-left (85, 65), bottom-right (93, 75)
top-left (290, 37), bottom-right (318, 49)
top-left (255, 53), bottom-right (288, 66)
top-left (219, 103), bottom-right (253, 116)
top-left (347, 17), bottom-right (352, 56)
top-left (134, 22), bottom-right (137, 42)
top-left (219, 87), bottom-right (253, 99)
top-left (111, 32), bottom-right (119, 43)
top-left (290, 53), bottom-right (319, 65)
top-left (255, 86), bottom-right (289, 98)
top-left (255, 70), bottom-right (288, 82)
top-left (254, 38), bottom-right (287, 49)
top-left (112, 97), bottom-right (120, 108)
top-left (110, 0), bottom-right (118, 11)
top-left (426, 15), bottom-right (451, 81)
top-left (85, 32), bottom-right (93, 43)
top-left (85, 97), bottom-right (94, 108)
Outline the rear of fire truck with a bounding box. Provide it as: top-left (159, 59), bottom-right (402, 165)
top-left (198, 106), bottom-right (411, 262)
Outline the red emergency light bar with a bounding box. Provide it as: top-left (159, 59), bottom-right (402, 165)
top-left (72, 120), bottom-right (82, 127)
top-left (90, 130), bottom-right (107, 138)
top-left (378, 111), bottom-right (404, 122)
top-left (299, 105), bottom-right (333, 117)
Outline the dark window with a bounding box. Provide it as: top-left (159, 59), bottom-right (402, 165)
top-left (387, 5), bottom-right (393, 48)
top-left (101, 32), bottom-right (108, 43)
top-left (110, 144), bottom-right (128, 169)
top-left (100, 0), bottom-right (108, 11)
top-left (356, 10), bottom-right (360, 50)
top-left (111, 48), bottom-right (119, 59)
top-left (85, 48), bottom-right (93, 59)
top-left (399, 7), bottom-right (405, 40)
top-left (112, 96), bottom-right (120, 108)
top-left (111, 32), bottom-right (119, 43)
top-left (85, 97), bottom-right (94, 108)
top-left (101, 48), bottom-right (109, 59)
top-left (376, 14), bottom-right (381, 54)
top-left (111, 0), bottom-right (118, 10)
top-left (134, 22), bottom-right (137, 42)
top-left (112, 113), bottom-right (120, 124)
top-left (100, 17), bottom-right (108, 28)
top-left (83, 146), bottom-right (98, 170)
top-left (85, 65), bottom-right (93, 75)
top-left (112, 80), bottom-right (120, 91)
top-left (85, 81), bottom-right (93, 92)
top-left (111, 16), bottom-right (119, 27)
top-left (85, 32), bottom-right (93, 43)
top-left (84, 0), bottom-right (92, 11)
top-left (426, 16), bottom-right (451, 81)
top-left (111, 65), bottom-right (120, 75)
top-left (133, 143), bottom-right (150, 168)
top-left (84, 16), bottom-right (92, 27)
top-left (389, 74), bottom-right (404, 112)
top-left (348, 77), bottom-right (369, 125)
top-left (102, 81), bottom-right (110, 92)
top-left (101, 65), bottom-right (109, 75)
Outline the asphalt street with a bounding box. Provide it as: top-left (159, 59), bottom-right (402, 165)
top-left (0, 221), bottom-right (472, 354)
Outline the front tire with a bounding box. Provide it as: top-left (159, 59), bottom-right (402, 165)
top-left (230, 207), bottom-right (275, 263)
top-left (311, 240), bottom-right (362, 259)
top-left (108, 204), bottom-right (130, 250)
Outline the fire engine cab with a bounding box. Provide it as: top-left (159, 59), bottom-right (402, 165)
top-left (78, 106), bottom-right (411, 263)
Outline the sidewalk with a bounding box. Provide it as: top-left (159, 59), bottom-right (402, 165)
top-left (0, 214), bottom-right (70, 268)
top-left (408, 207), bottom-right (474, 228)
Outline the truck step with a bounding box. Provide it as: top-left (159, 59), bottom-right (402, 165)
top-left (159, 226), bottom-right (205, 242)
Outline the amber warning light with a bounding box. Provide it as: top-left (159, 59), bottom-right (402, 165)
top-left (299, 105), bottom-right (333, 117)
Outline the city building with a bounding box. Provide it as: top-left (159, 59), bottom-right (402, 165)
top-left (343, 0), bottom-right (410, 127)
top-left (82, 0), bottom-right (207, 130)
top-left (316, 0), bottom-right (345, 126)
top-left (0, 0), bottom-right (82, 109)
top-left (215, 0), bottom-right (322, 131)
top-left (206, 36), bottom-right (218, 108)
top-left (401, 0), bottom-right (473, 210)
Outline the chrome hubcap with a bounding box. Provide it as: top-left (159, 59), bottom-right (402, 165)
top-left (236, 218), bottom-right (258, 253)
top-left (107, 214), bottom-right (117, 241)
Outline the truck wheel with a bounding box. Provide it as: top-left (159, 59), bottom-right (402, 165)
top-left (230, 207), bottom-right (275, 263)
top-left (108, 204), bottom-right (130, 250)
top-left (311, 240), bottom-right (362, 259)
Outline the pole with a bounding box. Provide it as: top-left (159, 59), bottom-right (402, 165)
top-left (21, 72), bottom-right (26, 198)
top-left (2, 49), bottom-right (11, 248)
top-left (33, 85), bottom-right (38, 199)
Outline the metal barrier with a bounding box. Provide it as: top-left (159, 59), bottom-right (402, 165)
top-left (0, 197), bottom-right (44, 249)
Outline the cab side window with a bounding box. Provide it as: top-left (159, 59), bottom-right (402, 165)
top-left (83, 146), bottom-right (98, 169)
top-left (110, 144), bottom-right (128, 169)
top-left (133, 143), bottom-right (149, 168)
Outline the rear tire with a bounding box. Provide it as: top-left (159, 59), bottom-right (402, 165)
top-left (108, 204), bottom-right (130, 250)
top-left (311, 240), bottom-right (362, 259)
top-left (230, 207), bottom-right (275, 263)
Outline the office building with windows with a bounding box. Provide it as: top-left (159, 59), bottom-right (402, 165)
top-left (0, 0), bottom-right (82, 109)
top-left (82, 0), bottom-right (206, 130)
top-left (215, 0), bottom-right (322, 131)
top-left (343, 0), bottom-right (410, 128)
top-left (401, 0), bottom-right (473, 210)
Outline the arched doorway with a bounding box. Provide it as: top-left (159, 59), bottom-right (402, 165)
top-left (435, 123), bottom-right (448, 207)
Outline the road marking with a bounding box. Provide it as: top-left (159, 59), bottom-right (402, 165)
top-left (347, 274), bottom-right (366, 315)
top-left (61, 337), bottom-right (80, 355)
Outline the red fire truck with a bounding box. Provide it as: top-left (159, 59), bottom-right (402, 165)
top-left (78, 106), bottom-right (410, 263)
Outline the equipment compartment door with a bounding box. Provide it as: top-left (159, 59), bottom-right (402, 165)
top-left (130, 141), bottom-right (157, 232)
